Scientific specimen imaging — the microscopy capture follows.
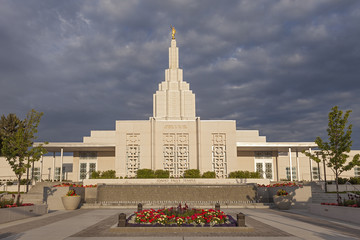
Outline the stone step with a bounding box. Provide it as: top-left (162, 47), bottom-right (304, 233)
top-left (27, 182), bottom-right (56, 194)
top-left (21, 193), bottom-right (44, 204)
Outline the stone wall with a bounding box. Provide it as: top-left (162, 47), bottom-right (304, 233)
top-left (0, 204), bottom-right (48, 224)
top-left (309, 204), bottom-right (360, 224)
top-left (96, 184), bottom-right (257, 206)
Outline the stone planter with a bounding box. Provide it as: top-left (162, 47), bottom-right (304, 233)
top-left (61, 196), bottom-right (81, 210)
top-left (273, 195), bottom-right (292, 210)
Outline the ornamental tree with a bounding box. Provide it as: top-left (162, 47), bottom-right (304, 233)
top-left (303, 106), bottom-right (360, 204)
top-left (0, 113), bottom-right (22, 155)
top-left (1, 110), bottom-right (47, 204)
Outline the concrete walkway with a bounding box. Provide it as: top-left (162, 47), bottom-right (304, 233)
top-left (0, 208), bottom-right (359, 240)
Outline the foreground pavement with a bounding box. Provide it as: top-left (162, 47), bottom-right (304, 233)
top-left (0, 208), bottom-right (359, 240)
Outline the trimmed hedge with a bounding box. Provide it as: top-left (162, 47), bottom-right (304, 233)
top-left (91, 170), bottom-right (117, 179)
top-left (136, 169), bottom-right (170, 178)
top-left (136, 169), bottom-right (155, 178)
top-left (202, 171), bottom-right (216, 178)
top-left (228, 170), bottom-right (261, 179)
top-left (154, 169), bottom-right (170, 178)
top-left (183, 169), bottom-right (201, 178)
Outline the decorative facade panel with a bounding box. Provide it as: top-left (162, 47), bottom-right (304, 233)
top-left (163, 133), bottom-right (189, 177)
top-left (212, 133), bottom-right (227, 178)
top-left (126, 133), bottom-right (140, 177)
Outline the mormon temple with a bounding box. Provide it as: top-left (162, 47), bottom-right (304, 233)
top-left (3, 30), bottom-right (359, 183)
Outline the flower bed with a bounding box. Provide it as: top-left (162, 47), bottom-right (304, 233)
top-left (0, 203), bottom-right (34, 208)
top-left (257, 182), bottom-right (302, 188)
top-left (53, 183), bottom-right (97, 188)
top-left (321, 202), bottom-right (359, 208)
top-left (127, 206), bottom-right (236, 227)
top-left (1, 196), bottom-right (34, 209)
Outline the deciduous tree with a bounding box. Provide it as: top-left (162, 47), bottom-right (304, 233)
top-left (303, 106), bottom-right (360, 204)
top-left (1, 110), bottom-right (47, 204)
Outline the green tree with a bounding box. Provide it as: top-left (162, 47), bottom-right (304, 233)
top-left (1, 110), bottom-right (47, 204)
top-left (303, 106), bottom-right (360, 203)
top-left (0, 114), bottom-right (22, 154)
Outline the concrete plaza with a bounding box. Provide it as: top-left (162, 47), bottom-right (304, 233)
top-left (0, 208), bottom-right (359, 240)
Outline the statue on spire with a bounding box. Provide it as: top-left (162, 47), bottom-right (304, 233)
top-left (170, 25), bottom-right (176, 39)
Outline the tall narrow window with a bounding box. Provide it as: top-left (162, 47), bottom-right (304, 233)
top-left (32, 167), bottom-right (40, 181)
top-left (312, 167), bottom-right (320, 180)
top-left (355, 167), bottom-right (360, 177)
top-left (286, 167), bottom-right (297, 180)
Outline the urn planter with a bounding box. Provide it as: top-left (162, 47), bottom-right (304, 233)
top-left (273, 195), bottom-right (292, 210)
top-left (61, 196), bottom-right (81, 210)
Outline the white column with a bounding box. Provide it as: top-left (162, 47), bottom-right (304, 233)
top-left (296, 150), bottom-right (300, 181)
top-left (289, 148), bottom-right (293, 181)
top-left (60, 148), bottom-right (64, 182)
top-left (309, 148), bottom-right (313, 181)
top-left (40, 155), bottom-right (43, 182)
top-left (52, 152), bottom-right (56, 182)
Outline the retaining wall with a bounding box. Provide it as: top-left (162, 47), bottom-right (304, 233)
top-left (309, 203), bottom-right (360, 224)
top-left (96, 184), bottom-right (257, 206)
top-left (0, 204), bottom-right (48, 224)
top-left (326, 184), bottom-right (360, 192)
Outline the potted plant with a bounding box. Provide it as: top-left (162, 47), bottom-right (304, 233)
top-left (61, 189), bottom-right (81, 210)
top-left (273, 189), bottom-right (292, 210)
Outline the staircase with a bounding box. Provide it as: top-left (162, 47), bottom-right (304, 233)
top-left (310, 182), bottom-right (342, 204)
top-left (21, 182), bottom-right (55, 204)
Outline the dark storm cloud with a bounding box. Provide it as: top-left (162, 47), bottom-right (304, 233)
top-left (0, 0), bottom-right (359, 148)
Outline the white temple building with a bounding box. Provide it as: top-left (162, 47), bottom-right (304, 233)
top-left (1, 33), bottom-right (360, 183)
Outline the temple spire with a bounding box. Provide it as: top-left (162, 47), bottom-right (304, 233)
top-left (152, 30), bottom-right (196, 120)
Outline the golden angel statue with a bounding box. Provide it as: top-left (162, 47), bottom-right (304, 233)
top-left (170, 25), bottom-right (176, 39)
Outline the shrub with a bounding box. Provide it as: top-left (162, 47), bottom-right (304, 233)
top-left (155, 170), bottom-right (170, 178)
top-left (20, 179), bottom-right (31, 185)
top-left (343, 199), bottom-right (356, 206)
top-left (183, 169), bottom-right (201, 178)
top-left (202, 171), bottom-right (216, 178)
top-left (0, 198), bottom-right (14, 208)
top-left (91, 171), bottom-right (101, 179)
top-left (101, 170), bottom-right (116, 179)
top-left (228, 171), bottom-right (261, 178)
top-left (349, 177), bottom-right (360, 185)
top-left (91, 170), bottom-right (117, 179)
top-left (250, 172), bottom-right (261, 178)
top-left (136, 169), bottom-right (155, 178)
top-left (338, 177), bottom-right (348, 184)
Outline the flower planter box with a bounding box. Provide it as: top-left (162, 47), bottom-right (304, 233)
top-left (0, 204), bottom-right (48, 224)
top-left (44, 186), bottom-right (85, 210)
top-left (61, 196), bottom-right (81, 210)
top-left (273, 195), bottom-right (292, 210)
top-left (309, 203), bottom-right (360, 224)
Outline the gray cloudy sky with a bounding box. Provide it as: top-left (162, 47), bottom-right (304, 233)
top-left (1, 0), bottom-right (360, 148)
